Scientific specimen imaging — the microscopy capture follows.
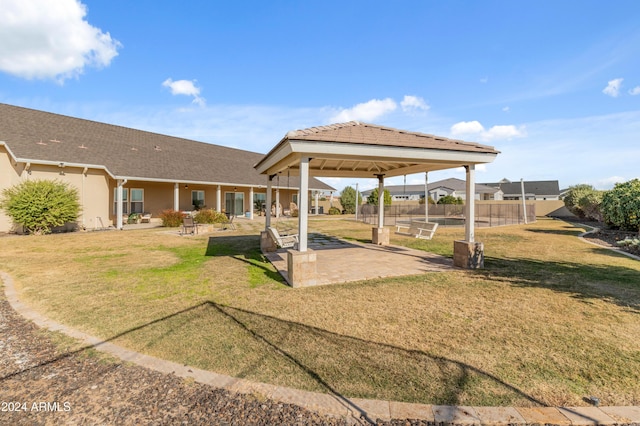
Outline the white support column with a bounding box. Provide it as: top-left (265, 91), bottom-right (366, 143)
top-left (465, 165), bottom-right (475, 242)
top-left (174, 183), bottom-right (180, 211)
top-left (298, 157), bottom-right (310, 252)
top-left (275, 188), bottom-right (280, 218)
top-left (314, 191), bottom-right (319, 215)
top-left (249, 186), bottom-right (254, 220)
top-left (424, 172), bottom-right (429, 223)
top-left (265, 177), bottom-right (273, 229)
top-left (216, 185), bottom-right (221, 212)
top-left (377, 174), bottom-right (385, 227)
top-left (116, 179), bottom-right (124, 230)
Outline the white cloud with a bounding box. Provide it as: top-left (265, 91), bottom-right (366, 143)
top-left (629, 86), bottom-right (640, 95)
top-left (331, 98), bottom-right (397, 122)
top-left (502, 106), bottom-right (510, 112)
top-left (0, 0), bottom-right (120, 82)
top-left (602, 78), bottom-right (623, 97)
top-left (400, 95), bottom-right (429, 112)
top-left (450, 120), bottom-right (526, 142)
top-left (162, 78), bottom-right (206, 107)
top-left (450, 120), bottom-right (485, 136)
top-left (595, 176), bottom-right (626, 189)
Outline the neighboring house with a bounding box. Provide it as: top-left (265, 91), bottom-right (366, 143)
top-left (361, 178), bottom-right (502, 202)
top-left (0, 103), bottom-right (334, 233)
top-left (482, 179), bottom-right (560, 200)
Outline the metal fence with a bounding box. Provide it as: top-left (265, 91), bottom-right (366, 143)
top-left (359, 203), bottom-right (536, 227)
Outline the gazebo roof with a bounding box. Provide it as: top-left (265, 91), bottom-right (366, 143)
top-left (254, 121), bottom-right (500, 178)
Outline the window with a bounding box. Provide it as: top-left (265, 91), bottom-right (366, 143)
top-left (225, 192), bottom-right (244, 215)
top-left (130, 189), bottom-right (144, 213)
top-left (192, 190), bottom-right (205, 209)
top-left (113, 188), bottom-right (129, 214)
top-left (253, 193), bottom-right (266, 213)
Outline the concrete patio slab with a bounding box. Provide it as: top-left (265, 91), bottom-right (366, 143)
top-left (264, 233), bottom-right (453, 286)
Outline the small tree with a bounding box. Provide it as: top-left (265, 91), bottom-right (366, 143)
top-left (601, 179), bottom-right (640, 232)
top-left (0, 179), bottom-right (80, 234)
top-left (367, 188), bottom-right (392, 206)
top-left (340, 186), bottom-right (362, 214)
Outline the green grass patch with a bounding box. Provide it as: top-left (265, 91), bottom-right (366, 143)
top-left (1, 218), bottom-right (639, 407)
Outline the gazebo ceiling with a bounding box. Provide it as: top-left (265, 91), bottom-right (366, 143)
top-left (254, 121), bottom-right (500, 178)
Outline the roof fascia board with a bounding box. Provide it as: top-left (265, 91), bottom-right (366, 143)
top-left (254, 143), bottom-right (294, 174)
top-left (288, 140), bottom-right (498, 164)
top-left (117, 176), bottom-right (328, 191)
top-left (0, 144), bottom-right (117, 179)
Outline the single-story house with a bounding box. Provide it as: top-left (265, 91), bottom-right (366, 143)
top-left (481, 179), bottom-right (560, 200)
top-left (361, 178), bottom-right (503, 202)
top-left (0, 103), bottom-right (334, 233)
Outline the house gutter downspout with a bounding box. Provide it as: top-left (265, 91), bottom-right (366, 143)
top-left (116, 179), bottom-right (127, 230)
top-left (81, 167), bottom-right (88, 229)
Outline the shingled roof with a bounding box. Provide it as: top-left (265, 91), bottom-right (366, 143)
top-left (281, 121), bottom-right (498, 153)
top-left (0, 103), bottom-right (333, 190)
top-left (255, 121), bottom-right (500, 178)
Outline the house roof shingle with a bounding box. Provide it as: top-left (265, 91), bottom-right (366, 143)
top-left (0, 103), bottom-right (334, 191)
top-left (256, 121), bottom-right (500, 178)
top-left (283, 121), bottom-right (498, 153)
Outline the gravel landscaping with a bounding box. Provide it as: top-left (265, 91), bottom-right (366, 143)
top-left (0, 293), bottom-right (373, 425)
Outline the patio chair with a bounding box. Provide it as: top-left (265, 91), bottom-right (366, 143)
top-left (395, 220), bottom-right (438, 240)
top-left (182, 217), bottom-right (197, 235)
top-left (267, 226), bottom-right (298, 249)
top-left (223, 213), bottom-right (236, 230)
top-left (140, 212), bottom-right (152, 223)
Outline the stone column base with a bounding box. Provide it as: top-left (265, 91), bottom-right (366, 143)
top-left (287, 249), bottom-right (317, 287)
top-left (372, 227), bottom-right (390, 245)
top-left (454, 240), bottom-right (485, 269)
top-left (260, 230), bottom-right (277, 253)
top-left (287, 250), bottom-right (318, 287)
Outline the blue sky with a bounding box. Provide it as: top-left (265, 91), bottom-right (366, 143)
top-left (1, 0), bottom-right (639, 192)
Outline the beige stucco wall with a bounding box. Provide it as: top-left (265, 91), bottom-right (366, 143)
top-left (476, 199), bottom-right (565, 217)
top-left (0, 150), bottom-right (111, 232)
top-left (0, 147), bottom-right (23, 232)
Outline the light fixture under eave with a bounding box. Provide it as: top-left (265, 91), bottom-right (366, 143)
top-left (184, 184), bottom-right (189, 189)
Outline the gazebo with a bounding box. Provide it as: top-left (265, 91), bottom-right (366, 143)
top-left (254, 121), bottom-right (500, 287)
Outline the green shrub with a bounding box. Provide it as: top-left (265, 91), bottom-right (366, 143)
top-left (193, 208), bottom-right (228, 224)
top-left (419, 196), bottom-right (436, 205)
top-left (437, 195), bottom-right (463, 204)
top-left (328, 206), bottom-right (341, 215)
top-left (0, 179), bottom-right (80, 234)
top-left (563, 184), bottom-right (604, 221)
top-left (159, 209), bottom-right (185, 227)
top-left (601, 179), bottom-right (640, 232)
top-left (127, 213), bottom-right (141, 224)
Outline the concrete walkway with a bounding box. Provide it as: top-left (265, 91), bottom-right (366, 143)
top-left (3, 270), bottom-right (639, 425)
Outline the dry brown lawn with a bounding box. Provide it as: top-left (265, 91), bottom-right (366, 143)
top-left (1, 217), bottom-right (638, 407)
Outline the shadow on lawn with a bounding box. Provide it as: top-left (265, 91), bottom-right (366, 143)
top-left (483, 254), bottom-right (640, 313)
top-left (2, 298), bottom-right (547, 419)
top-left (204, 235), bottom-right (283, 283)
